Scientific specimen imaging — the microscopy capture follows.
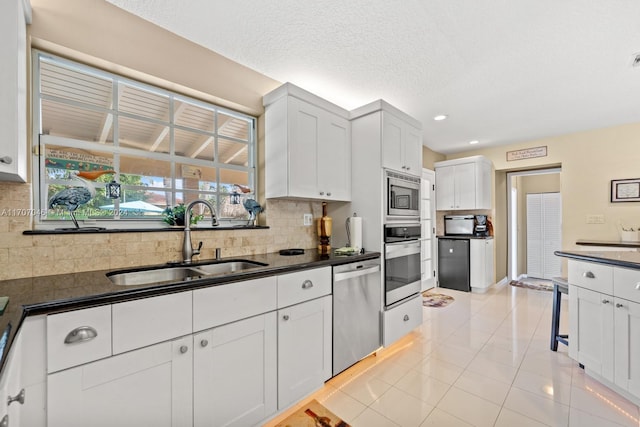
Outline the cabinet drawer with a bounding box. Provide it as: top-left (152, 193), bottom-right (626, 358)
top-left (568, 260), bottom-right (613, 294)
top-left (614, 267), bottom-right (640, 304)
top-left (277, 267), bottom-right (331, 308)
top-left (193, 276), bottom-right (277, 331)
top-left (47, 305), bottom-right (112, 373)
top-left (112, 291), bottom-right (192, 354)
top-left (382, 295), bottom-right (423, 347)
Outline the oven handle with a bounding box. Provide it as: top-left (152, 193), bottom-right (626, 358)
top-left (385, 241), bottom-right (420, 259)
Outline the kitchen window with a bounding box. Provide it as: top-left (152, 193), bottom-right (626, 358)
top-left (32, 51), bottom-right (257, 229)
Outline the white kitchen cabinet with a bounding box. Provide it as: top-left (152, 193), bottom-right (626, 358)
top-left (614, 297), bottom-right (640, 396)
top-left (382, 293), bottom-right (422, 347)
top-left (0, 0), bottom-right (30, 182)
top-left (193, 312), bottom-right (277, 427)
top-left (277, 295), bottom-right (332, 410)
top-left (470, 238), bottom-right (494, 291)
top-left (48, 335), bottom-right (193, 427)
top-left (381, 112), bottom-right (422, 175)
top-left (435, 156), bottom-right (492, 210)
top-left (264, 83), bottom-right (351, 201)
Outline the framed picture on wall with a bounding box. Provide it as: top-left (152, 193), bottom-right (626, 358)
top-left (611, 178), bottom-right (640, 202)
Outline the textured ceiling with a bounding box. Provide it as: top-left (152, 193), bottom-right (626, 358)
top-left (106, 0), bottom-right (640, 154)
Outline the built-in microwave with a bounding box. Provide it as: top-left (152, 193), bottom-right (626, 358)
top-left (385, 170), bottom-right (420, 221)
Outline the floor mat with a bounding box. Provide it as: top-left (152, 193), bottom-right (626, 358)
top-left (422, 290), bottom-right (455, 307)
top-left (274, 399), bottom-right (351, 427)
top-left (509, 278), bottom-right (553, 291)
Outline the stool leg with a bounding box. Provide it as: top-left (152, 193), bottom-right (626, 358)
top-left (550, 285), bottom-right (561, 351)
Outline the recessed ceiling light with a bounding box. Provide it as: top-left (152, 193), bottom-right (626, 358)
top-left (469, 140), bottom-right (479, 145)
top-left (433, 115), bottom-right (448, 121)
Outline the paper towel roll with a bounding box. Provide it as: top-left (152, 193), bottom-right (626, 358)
top-left (347, 216), bottom-right (363, 250)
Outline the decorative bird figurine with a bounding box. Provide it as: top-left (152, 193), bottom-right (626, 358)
top-left (243, 198), bottom-right (263, 225)
top-left (233, 184), bottom-right (252, 193)
top-left (48, 170), bottom-right (115, 229)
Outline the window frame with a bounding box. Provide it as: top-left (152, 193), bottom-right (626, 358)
top-left (31, 50), bottom-right (257, 230)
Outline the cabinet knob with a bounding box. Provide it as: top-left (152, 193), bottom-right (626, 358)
top-left (326, 192), bottom-right (332, 196)
top-left (319, 191), bottom-right (325, 196)
top-left (0, 156), bottom-right (12, 165)
top-left (583, 271), bottom-right (595, 279)
top-left (403, 314), bottom-right (410, 321)
top-left (602, 299), bottom-right (610, 304)
top-left (64, 326), bottom-right (97, 344)
top-left (180, 345), bottom-right (189, 354)
top-left (6, 389), bottom-right (24, 406)
top-left (616, 303), bottom-right (624, 308)
top-left (200, 339), bottom-right (208, 348)
top-left (282, 314), bottom-right (290, 321)
top-left (301, 280), bottom-right (314, 289)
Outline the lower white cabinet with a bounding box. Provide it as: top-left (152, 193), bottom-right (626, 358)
top-left (193, 312), bottom-right (277, 427)
top-left (613, 297), bottom-right (640, 396)
top-left (470, 239), bottom-right (494, 291)
top-left (48, 335), bottom-right (193, 427)
top-left (382, 294), bottom-right (423, 347)
top-left (277, 295), bottom-right (332, 410)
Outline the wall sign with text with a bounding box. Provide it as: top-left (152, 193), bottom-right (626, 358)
top-left (611, 178), bottom-right (640, 202)
top-left (506, 146), bottom-right (548, 161)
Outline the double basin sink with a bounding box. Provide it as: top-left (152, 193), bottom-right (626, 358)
top-left (107, 260), bottom-right (268, 286)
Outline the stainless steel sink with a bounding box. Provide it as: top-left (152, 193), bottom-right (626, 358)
top-left (106, 260), bottom-right (267, 286)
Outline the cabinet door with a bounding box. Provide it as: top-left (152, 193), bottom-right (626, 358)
top-left (193, 312), bottom-right (277, 427)
top-left (454, 163), bottom-right (476, 210)
top-left (568, 286), bottom-right (614, 381)
top-left (317, 112), bottom-right (350, 201)
top-left (435, 165), bottom-right (455, 210)
top-left (469, 239), bottom-right (486, 289)
top-left (48, 336), bottom-right (193, 427)
top-left (381, 113), bottom-right (404, 173)
top-left (614, 298), bottom-right (640, 396)
top-left (278, 295), bottom-right (332, 409)
top-left (288, 97), bottom-right (320, 198)
top-left (403, 124), bottom-right (422, 176)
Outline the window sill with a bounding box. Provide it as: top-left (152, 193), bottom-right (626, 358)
top-left (23, 225), bottom-right (269, 235)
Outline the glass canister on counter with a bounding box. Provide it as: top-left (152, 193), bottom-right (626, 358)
top-left (317, 202), bottom-right (332, 254)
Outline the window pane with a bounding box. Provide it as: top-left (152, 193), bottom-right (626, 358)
top-left (41, 99), bottom-right (114, 143)
top-left (218, 112), bottom-right (250, 141)
top-left (118, 83), bottom-right (170, 122)
top-left (174, 128), bottom-right (214, 160)
top-left (40, 58), bottom-right (113, 109)
top-left (220, 169), bottom-right (250, 189)
top-left (176, 164), bottom-right (217, 192)
top-left (218, 138), bottom-right (248, 166)
top-left (180, 191), bottom-right (217, 218)
top-left (119, 116), bottom-right (170, 152)
top-left (175, 100), bottom-right (214, 132)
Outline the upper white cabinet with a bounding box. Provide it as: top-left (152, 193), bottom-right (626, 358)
top-left (264, 83), bottom-right (351, 201)
top-left (351, 100), bottom-right (423, 177)
top-left (381, 112), bottom-right (422, 175)
top-left (0, 0), bottom-right (30, 182)
top-left (435, 156), bottom-right (492, 210)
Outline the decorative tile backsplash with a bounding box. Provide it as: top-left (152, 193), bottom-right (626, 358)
top-left (0, 183), bottom-right (322, 280)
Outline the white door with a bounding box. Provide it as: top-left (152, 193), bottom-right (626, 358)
top-left (48, 336), bottom-right (193, 427)
top-left (193, 312), bottom-right (277, 427)
top-left (526, 192), bottom-right (562, 279)
top-left (277, 295), bottom-right (332, 410)
top-left (421, 169), bottom-right (436, 290)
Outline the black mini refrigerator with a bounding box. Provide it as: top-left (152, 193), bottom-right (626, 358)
top-left (438, 238), bottom-right (471, 292)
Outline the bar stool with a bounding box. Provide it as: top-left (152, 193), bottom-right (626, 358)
top-left (550, 276), bottom-right (569, 351)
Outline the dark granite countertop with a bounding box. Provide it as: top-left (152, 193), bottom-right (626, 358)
top-left (0, 250), bottom-right (380, 374)
top-left (555, 250), bottom-right (640, 270)
top-left (576, 239), bottom-right (640, 248)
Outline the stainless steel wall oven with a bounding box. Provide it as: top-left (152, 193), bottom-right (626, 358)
top-left (384, 224), bottom-right (421, 307)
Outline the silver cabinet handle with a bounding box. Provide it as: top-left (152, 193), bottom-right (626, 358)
top-left (200, 339), bottom-right (208, 348)
top-left (64, 326), bottom-right (97, 344)
top-left (403, 314), bottom-right (410, 321)
top-left (0, 156), bottom-right (12, 165)
top-left (602, 299), bottom-right (610, 304)
top-left (282, 314), bottom-right (290, 321)
top-left (7, 389), bottom-right (24, 406)
top-left (616, 303), bottom-right (624, 308)
top-left (180, 345), bottom-right (188, 354)
top-left (301, 280), bottom-right (313, 289)
top-left (0, 415), bottom-right (7, 427)
top-left (583, 271), bottom-right (595, 279)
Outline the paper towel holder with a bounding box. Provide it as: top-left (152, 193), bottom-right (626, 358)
top-left (346, 213), bottom-right (362, 251)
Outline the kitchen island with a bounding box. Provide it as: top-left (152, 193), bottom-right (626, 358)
top-left (555, 249), bottom-right (640, 406)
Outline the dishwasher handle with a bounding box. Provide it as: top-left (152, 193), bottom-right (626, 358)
top-left (333, 265), bottom-right (380, 282)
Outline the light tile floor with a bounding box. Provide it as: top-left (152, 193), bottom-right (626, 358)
top-left (264, 281), bottom-right (640, 427)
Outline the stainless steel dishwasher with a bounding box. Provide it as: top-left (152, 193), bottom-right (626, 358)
top-left (332, 258), bottom-right (382, 376)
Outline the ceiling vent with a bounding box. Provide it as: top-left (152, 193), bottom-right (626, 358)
top-left (633, 53), bottom-right (640, 68)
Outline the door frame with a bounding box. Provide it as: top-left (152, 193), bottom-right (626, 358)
top-left (421, 168), bottom-right (436, 290)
